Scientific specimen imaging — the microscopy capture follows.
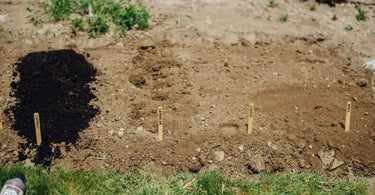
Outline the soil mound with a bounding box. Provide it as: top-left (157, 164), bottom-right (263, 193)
top-left (6, 50), bottom-right (98, 165)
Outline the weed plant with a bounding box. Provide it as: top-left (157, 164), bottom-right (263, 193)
top-left (43, 0), bottom-right (71, 22)
top-left (332, 14), bottom-right (338, 21)
top-left (42, 0), bottom-right (150, 37)
top-left (87, 15), bottom-right (109, 37)
top-left (26, 7), bottom-right (45, 27)
top-left (345, 24), bottom-right (353, 31)
top-left (267, 0), bottom-right (278, 8)
top-left (71, 17), bottom-right (84, 34)
top-left (356, 7), bottom-right (366, 21)
top-left (279, 14), bottom-right (288, 23)
top-left (310, 4), bottom-right (316, 11)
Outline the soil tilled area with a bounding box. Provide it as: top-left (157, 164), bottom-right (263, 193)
top-left (0, 0), bottom-right (375, 178)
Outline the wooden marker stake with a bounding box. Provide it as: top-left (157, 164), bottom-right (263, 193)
top-left (0, 110), bottom-right (3, 130)
top-left (345, 102), bottom-right (351, 132)
top-left (34, 113), bottom-right (42, 146)
top-left (248, 103), bottom-right (254, 135)
top-left (158, 106), bottom-right (163, 141)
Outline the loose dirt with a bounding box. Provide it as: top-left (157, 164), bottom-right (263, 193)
top-left (0, 0), bottom-right (375, 179)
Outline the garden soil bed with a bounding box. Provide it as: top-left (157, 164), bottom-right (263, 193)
top-left (0, 0), bottom-right (375, 178)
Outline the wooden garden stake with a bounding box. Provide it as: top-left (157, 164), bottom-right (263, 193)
top-left (345, 101), bottom-right (351, 132)
top-left (158, 106), bottom-right (163, 141)
top-left (0, 109), bottom-right (3, 130)
top-left (248, 103), bottom-right (254, 135)
top-left (34, 113), bottom-right (42, 146)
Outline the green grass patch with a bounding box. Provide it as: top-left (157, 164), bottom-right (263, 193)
top-left (42, 0), bottom-right (150, 37)
top-left (71, 17), bottom-right (84, 34)
top-left (0, 165), bottom-right (369, 194)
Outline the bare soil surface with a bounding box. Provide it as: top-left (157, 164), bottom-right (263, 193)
top-left (1, 0), bottom-right (375, 179)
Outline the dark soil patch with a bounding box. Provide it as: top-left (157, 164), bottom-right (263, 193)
top-left (6, 49), bottom-right (98, 166)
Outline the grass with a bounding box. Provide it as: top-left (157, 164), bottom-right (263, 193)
top-left (0, 165), bottom-right (369, 194)
top-left (42, 0), bottom-right (150, 37)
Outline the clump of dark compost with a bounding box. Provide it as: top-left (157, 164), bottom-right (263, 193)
top-left (7, 49), bottom-right (99, 166)
top-left (316, 0), bottom-right (347, 7)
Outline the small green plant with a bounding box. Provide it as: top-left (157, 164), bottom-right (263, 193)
top-left (42, 0), bottom-right (150, 37)
top-left (176, 14), bottom-right (192, 24)
top-left (44, 28), bottom-right (51, 36)
top-left (32, 17), bottom-right (45, 27)
top-left (332, 14), bottom-right (338, 21)
top-left (71, 17), bottom-right (84, 34)
top-left (345, 24), bottom-right (353, 31)
top-left (109, 1), bottom-right (151, 33)
top-left (279, 14), bottom-right (288, 23)
top-left (26, 7), bottom-right (45, 27)
top-left (43, 0), bottom-right (71, 22)
top-left (26, 7), bottom-right (33, 13)
top-left (310, 4), bottom-right (316, 11)
top-left (267, 15), bottom-right (271, 21)
top-left (0, 26), bottom-right (12, 34)
top-left (268, 0), bottom-right (278, 8)
top-left (87, 15), bottom-right (109, 37)
top-left (356, 7), bottom-right (366, 21)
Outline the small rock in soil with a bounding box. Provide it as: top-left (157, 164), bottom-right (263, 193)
top-left (118, 128), bottom-right (125, 138)
top-left (238, 145), bottom-right (244, 152)
top-left (24, 159), bottom-right (34, 167)
top-left (109, 130), bottom-right (115, 136)
top-left (318, 150), bottom-right (335, 166)
top-left (247, 154), bottom-right (266, 173)
top-left (329, 158), bottom-right (345, 171)
top-left (356, 79), bottom-right (367, 87)
top-left (213, 151), bottom-right (225, 162)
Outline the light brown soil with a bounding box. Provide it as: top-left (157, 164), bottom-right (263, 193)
top-left (1, 0), bottom-right (375, 178)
